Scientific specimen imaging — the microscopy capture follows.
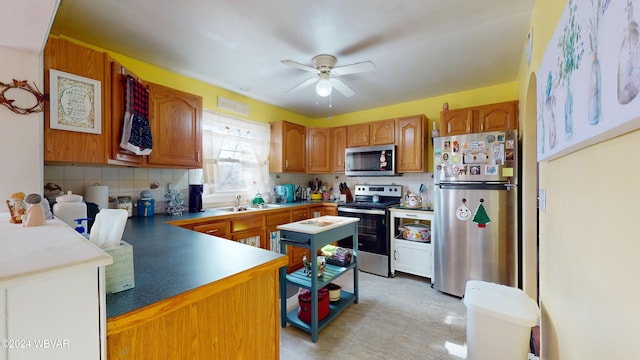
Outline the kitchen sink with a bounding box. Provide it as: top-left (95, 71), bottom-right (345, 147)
top-left (213, 206), bottom-right (259, 212)
top-left (254, 203), bottom-right (285, 209)
top-left (211, 203), bottom-right (285, 213)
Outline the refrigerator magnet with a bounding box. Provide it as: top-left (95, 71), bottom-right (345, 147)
top-left (506, 139), bottom-right (515, 149)
top-left (472, 199), bottom-right (491, 228)
top-left (456, 200), bottom-right (472, 221)
top-left (497, 133), bottom-right (505, 142)
top-left (443, 140), bottom-right (451, 151)
top-left (505, 150), bottom-right (514, 161)
top-left (485, 165), bottom-right (498, 175)
top-left (469, 165), bottom-right (481, 175)
top-left (452, 140), bottom-right (460, 152)
top-left (444, 165), bottom-right (453, 177)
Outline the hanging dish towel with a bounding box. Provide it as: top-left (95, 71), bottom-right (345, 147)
top-left (120, 75), bottom-right (152, 155)
top-left (472, 199), bottom-right (491, 228)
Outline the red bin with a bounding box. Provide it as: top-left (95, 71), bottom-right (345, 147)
top-left (297, 287), bottom-right (330, 323)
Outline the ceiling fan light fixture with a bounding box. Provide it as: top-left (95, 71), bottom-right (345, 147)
top-left (316, 75), bottom-right (332, 97)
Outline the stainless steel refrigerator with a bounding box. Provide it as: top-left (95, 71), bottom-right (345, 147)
top-left (433, 130), bottom-right (518, 297)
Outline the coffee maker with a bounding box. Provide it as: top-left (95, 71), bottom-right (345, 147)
top-left (189, 185), bottom-right (204, 212)
top-left (188, 169), bottom-right (204, 213)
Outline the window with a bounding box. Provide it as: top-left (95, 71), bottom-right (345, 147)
top-left (202, 110), bottom-right (270, 205)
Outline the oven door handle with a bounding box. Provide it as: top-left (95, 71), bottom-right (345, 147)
top-left (338, 207), bottom-right (386, 215)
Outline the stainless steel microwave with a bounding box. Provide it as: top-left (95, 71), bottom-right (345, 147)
top-left (345, 145), bottom-right (396, 176)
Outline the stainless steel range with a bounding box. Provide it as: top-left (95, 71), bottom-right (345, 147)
top-left (337, 184), bottom-right (402, 277)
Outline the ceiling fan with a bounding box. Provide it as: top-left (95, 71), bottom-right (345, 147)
top-left (281, 54), bottom-right (375, 98)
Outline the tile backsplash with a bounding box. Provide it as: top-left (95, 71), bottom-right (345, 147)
top-left (45, 165), bottom-right (435, 214)
top-left (44, 165), bottom-right (189, 214)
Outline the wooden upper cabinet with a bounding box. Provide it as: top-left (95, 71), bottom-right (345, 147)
top-left (440, 100), bottom-right (518, 136)
top-left (269, 120), bottom-right (306, 172)
top-left (396, 115), bottom-right (427, 172)
top-left (43, 37), bottom-right (110, 164)
top-left (145, 82), bottom-right (202, 168)
top-left (371, 119), bottom-right (395, 145)
top-left (477, 101), bottom-right (518, 133)
top-left (347, 119), bottom-right (395, 147)
top-left (346, 123), bottom-right (369, 147)
top-left (108, 58), bottom-right (144, 166)
top-left (440, 109), bottom-right (474, 136)
top-left (307, 127), bottom-right (331, 173)
top-left (330, 126), bottom-right (347, 173)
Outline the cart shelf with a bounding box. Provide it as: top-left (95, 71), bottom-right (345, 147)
top-left (285, 262), bottom-right (357, 290)
top-left (283, 291), bottom-right (356, 334)
top-left (278, 215), bottom-right (359, 342)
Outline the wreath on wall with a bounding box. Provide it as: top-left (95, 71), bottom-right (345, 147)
top-left (0, 79), bottom-right (47, 115)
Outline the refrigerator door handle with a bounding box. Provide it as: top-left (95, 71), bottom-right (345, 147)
top-left (437, 182), bottom-right (517, 191)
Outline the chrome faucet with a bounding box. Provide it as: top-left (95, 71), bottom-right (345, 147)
top-left (235, 194), bottom-right (241, 207)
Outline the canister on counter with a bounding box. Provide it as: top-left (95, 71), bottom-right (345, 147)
top-left (117, 196), bottom-right (133, 217)
top-left (137, 197), bottom-right (155, 217)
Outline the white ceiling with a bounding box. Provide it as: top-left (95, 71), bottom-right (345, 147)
top-left (49, 0), bottom-right (535, 118)
top-left (0, 0), bottom-right (58, 54)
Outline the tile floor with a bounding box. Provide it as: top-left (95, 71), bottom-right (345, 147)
top-left (280, 270), bottom-right (468, 360)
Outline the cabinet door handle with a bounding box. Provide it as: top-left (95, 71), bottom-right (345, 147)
top-left (480, 121), bottom-right (484, 132)
top-left (394, 250), bottom-right (397, 260)
top-left (467, 121), bottom-right (471, 133)
top-left (205, 229), bottom-right (218, 234)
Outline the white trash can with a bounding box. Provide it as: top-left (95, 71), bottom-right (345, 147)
top-left (463, 280), bottom-right (539, 360)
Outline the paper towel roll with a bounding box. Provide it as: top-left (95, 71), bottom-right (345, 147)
top-left (188, 169), bottom-right (203, 185)
top-left (85, 185), bottom-right (109, 210)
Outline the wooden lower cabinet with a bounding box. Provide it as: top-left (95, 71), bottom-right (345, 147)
top-left (106, 257), bottom-right (286, 360)
top-left (291, 208), bottom-right (310, 222)
top-left (179, 204), bottom-right (336, 272)
top-left (287, 245), bottom-right (311, 273)
top-left (192, 221), bottom-right (228, 238)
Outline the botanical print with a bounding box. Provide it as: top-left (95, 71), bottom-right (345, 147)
top-left (538, 0), bottom-right (640, 161)
top-left (618, 0), bottom-right (640, 104)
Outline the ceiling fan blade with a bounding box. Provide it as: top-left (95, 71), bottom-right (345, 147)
top-left (281, 59), bottom-right (318, 73)
top-left (285, 77), bottom-right (317, 94)
top-left (332, 60), bottom-right (376, 76)
top-left (330, 78), bottom-right (355, 98)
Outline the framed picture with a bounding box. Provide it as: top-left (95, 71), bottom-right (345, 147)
top-left (49, 69), bottom-right (101, 134)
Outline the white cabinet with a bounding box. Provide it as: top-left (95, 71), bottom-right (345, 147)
top-left (394, 239), bottom-right (432, 278)
top-left (389, 208), bottom-right (434, 279)
top-left (1, 269), bottom-right (105, 360)
top-left (0, 219), bottom-right (112, 360)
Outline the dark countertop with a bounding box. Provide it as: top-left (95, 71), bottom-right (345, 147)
top-left (106, 213), bottom-right (286, 318)
top-left (106, 200), bottom-right (338, 319)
